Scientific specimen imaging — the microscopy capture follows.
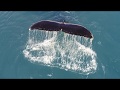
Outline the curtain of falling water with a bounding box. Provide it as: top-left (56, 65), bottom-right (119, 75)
top-left (23, 30), bottom-right (97, 75)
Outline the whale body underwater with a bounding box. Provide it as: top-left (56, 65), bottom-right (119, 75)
top-left (29, 20), bottom-right (93, 39)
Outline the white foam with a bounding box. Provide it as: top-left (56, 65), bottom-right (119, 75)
top-left (23, 30), bottom-right (97, 75)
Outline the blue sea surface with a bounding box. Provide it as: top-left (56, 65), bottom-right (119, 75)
top-left (0, 11), bottom-right (120, 79)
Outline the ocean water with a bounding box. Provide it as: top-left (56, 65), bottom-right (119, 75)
top-left (0, 11), bottom-right (120, 79)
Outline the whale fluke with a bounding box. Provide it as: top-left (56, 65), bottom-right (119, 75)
top-left (29, 20), bottom-right (93, 39)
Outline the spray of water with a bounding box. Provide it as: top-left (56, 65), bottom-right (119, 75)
top-left (23, 30), bottom-right (97, 75)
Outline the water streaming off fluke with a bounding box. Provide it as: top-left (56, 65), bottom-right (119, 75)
top-left (23, 30), bottom-right (97, 75)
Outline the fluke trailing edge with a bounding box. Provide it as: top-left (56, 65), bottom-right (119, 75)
top-left (29, 20), bottom-right (93, 39)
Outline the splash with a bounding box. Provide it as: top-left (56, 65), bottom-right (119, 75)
top-left (23, 30), bottom-right (97, 75)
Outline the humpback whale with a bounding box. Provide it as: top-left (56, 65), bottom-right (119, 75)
top-left (29, 20), bottom-right (93, 39)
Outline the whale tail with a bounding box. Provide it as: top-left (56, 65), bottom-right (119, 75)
top-left (29, 20), bottom-right (93, 39)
